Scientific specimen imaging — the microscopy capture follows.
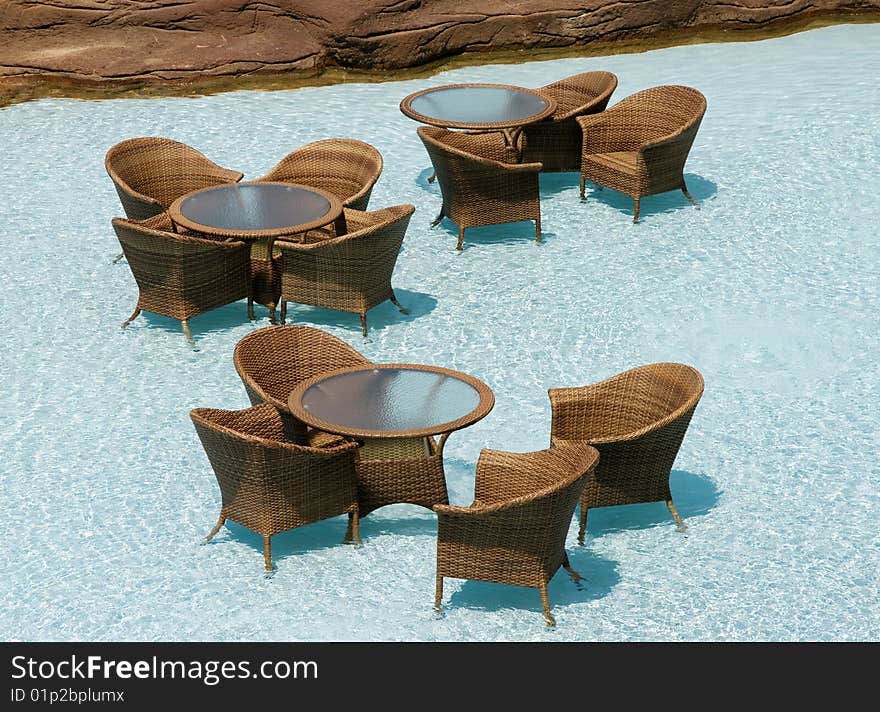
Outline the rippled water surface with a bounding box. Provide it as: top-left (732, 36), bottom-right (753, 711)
top-left (1, 24), bottom-right (878, 641)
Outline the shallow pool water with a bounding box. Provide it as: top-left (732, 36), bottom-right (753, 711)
top-left (1, 24), bottom-right (878, 641)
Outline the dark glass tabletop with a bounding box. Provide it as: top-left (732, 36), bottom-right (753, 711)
top-left (289, 364), bottom-right (495, 438)
top-left (400, 83), bottom-right (555, 129)
top-left (170, 182), bottom-right (342, 238)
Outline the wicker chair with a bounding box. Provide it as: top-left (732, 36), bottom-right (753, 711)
top-left (191, 403), bottom-right (360, 571)
top-left (576, 85), bottom-right (707, 222)
top-left (548, 363), bottom-right (704, 544)
top-left (105, 137), bottom-right (243, 261)
top-left (112, 214), bottom-right (251, 346)
top-left (233, 325), bottom-right (450, 521)
top-left (417, 126), bottom-right (542, 250)
top-left (233, 325), bottom-right (369, 444)
top-left (274, 204), bottom-right (414, 336)
top-left (256, 138), bottom-right (383, 211)
top-left (521, 71), bottom-right (618, 172)
top-left (434, 443), bottom-right (599, 627)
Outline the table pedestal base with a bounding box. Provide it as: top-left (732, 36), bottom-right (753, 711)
top-left (353, 436), bottom-right (449, 518)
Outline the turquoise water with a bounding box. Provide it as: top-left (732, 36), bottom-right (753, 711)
top-left (0, 23), bottom-right (878, 641)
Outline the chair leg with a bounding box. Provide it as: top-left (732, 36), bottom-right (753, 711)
top-left (390, 291), bottom-right (410, 315)
top-left (268, 303), bottom-right (277, 325)
top-left (434, 574), bottom-right (444, 614)
top-left (112, 252), bottom-right (125, 264)
top-left (344, 510), bottom-right (361, 546)
top-left (247, 297), bottom-right (255, 321)
top-left (456, 226), bottom-right (465, 251)
top-left (562, 553), bottom-right (583, 586)
top-left (263, 536), bottom-right (273, 572)
top-left (360, 313), bottom-right (368, 337)
top-left (540, 582), bottom-right (555, 627)
top-left (279, 301), bottom-right (287, 325)
top-left (681, 184), bottom-right (698, 207)
top-left (427, 171), bottom-right (436, 184)
top-left (204, 514), bottom-right (226, 542)
top-left (535, 214), bottom-right (542, 244)
top-left (666, 499), bottom-right (688, 533)
top-left (633, 198), bottom-right (641, 224)
top-left (579, 173), bottom-right (586, 200)
top-left (431, 211), bottom-right (443, 227)
top-left (121, 306), bottom-right (141, 329)
top-left (181, 319), bottom-right (194, 347)
top-left (578, 506), bottom-right (589, 546)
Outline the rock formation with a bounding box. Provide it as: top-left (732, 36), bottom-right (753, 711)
top-left (0, 1), bottom-right (876, 96)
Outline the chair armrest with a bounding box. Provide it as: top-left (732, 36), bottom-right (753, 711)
top-left (500, 161), bottom-right (543, 174)
top-left (222, 168), bottom-right (245, 183)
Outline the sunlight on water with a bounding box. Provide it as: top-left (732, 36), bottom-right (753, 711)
top-left (0, 24), bottom-right (878, 641)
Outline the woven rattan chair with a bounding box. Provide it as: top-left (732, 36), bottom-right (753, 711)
top-left (417, 126), bottom-right (542, 250)
top-left (256, 138), bottom-right (383, 211)
top-left (233, 325), bottom-right (449, 522)
top-left (521, 71), bottom-right (618, 172)
top-left (105, 137), bottom-right (243, 261)
top-left (233, 325), bottom-right (369, 444)
top-left (549, 363), bottom-right (704, 544)
top-left (434, 443), bottom-right (599, 627)
top-left (576, 85), bottom-right (707, 222)
top-left (112, 214), bottom-right (251, 346)
top-left (274, 204), bottom-right (414, 336)
top-left (191, 403), bottom-right (360, 571)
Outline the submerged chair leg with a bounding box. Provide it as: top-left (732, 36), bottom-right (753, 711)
top-left (268, 303), bottom-right (277, 326)
top-left (204, 514), bottom-right (226, 542)
top-left (562, 554), bottom-right (583, 586)
top-left (121, 306), bottom-right (141, 329)
top-left (434, 575), bottom-right (444, 614)
top-left (112, 252), bottom-right (125, 264)
top-left (535, 214), bottom-right (542, 244)
top-left (666, 499), bottom-right (687, 532)
top-left (390, 292), bottom-right (410, 315)
top-left (360, 313), bottom-right (368, 337)
top-left (247, 297), bottom-right (255, 321)
top-left (344, 510), bottom-right (361, 546)
top-left (279, 301), bottom-right (287, 325)
top-left (540, 582), bottom-right (555, 627)
top-left (456, 226), bottom-right (465, 251)
top-left (578, 506), bottom-right (589, 546)
top-left (633, 198), bottom-right (641, 224)
top-left (431, 211), bottom-right (444, 227)
top-left (427, 171), bottom-right (436, 184)
top-left (681, 184), bottom-right (698, 207)
top-left (263, 536), bottom-right (273, 572)
top-left (181, 319), bottom-right (194, 347)
top-left (579, 173), bottom-right (586, 200)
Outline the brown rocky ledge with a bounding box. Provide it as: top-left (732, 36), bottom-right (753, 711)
top-left (1, 1), bottom-right (878, 104)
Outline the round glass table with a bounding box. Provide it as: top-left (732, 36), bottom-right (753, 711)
top-left (169, 181), bottom-right (344, 240)
top-left (169, 182), bottom-right (345, 322)
top-left (288, 363), bottom-right (495, 516)
top-left (400, 83), bottom-right (556, 131)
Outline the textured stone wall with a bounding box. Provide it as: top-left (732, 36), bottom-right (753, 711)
top-left (0, 1), bottom-right (876, 86)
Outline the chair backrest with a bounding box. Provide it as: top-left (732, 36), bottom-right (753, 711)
top-left (475, 443), bottom-right (599, 504)
top-left (470, 444), bottom-right (599, 560)
top-left (233, 325), bottom-right (369, 413)
top-left (605, 85), bottom-right (707, 148)
top-left (550, 362), bottom-right (704, 441)
top-left (417, 125), bottom-right (517, 166)
top-left (258, 138), bottom-right (383, 210)
top-left (105, 137), bottom-right (241, 219)
top-left (111, 214), bottom-right (244, 269)
top-left (541, 71), bottom-right (618, 120)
